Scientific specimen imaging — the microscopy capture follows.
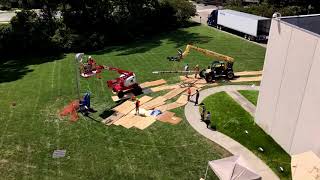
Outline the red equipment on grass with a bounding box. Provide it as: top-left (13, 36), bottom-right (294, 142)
top-left (105, 67), bottom-right (142, 98)
top-left (80, 56), bottom-right (105, 78)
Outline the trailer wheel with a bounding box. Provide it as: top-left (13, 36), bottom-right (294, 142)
top-left (117, 91), bottom-right (124, 98)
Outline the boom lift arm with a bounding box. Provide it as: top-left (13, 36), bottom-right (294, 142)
top-left (181, 44), bottom-right (234, 63)
top-left (105, 66), bottom-right (134, 76)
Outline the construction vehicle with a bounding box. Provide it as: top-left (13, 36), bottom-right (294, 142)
top-left (79, 56), bottom-right (105, 78)
top-left (105, 67), bottom-right (142, 98)
top-left (182, 44), bottom-right (235, 82)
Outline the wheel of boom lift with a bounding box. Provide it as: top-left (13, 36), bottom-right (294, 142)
top-left (117, 91), bottom-right (124, 98)
top-left (133, 86), bottom-right (143, 95)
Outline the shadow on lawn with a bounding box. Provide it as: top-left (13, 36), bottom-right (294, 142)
top-left (91, 23), bottom-right (212, 56)
top-left (0, 54), bottom-right (65, 83)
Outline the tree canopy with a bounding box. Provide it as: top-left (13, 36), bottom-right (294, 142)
top-left (0, 0), bottom-right (196, 57)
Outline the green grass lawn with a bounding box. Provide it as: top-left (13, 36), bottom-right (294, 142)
top-left (238, 90), bottom-right (259, 105)
top-left (0, 24), bottom-right (266, 179)
top-left (203, 92), bottom-right (291, 179)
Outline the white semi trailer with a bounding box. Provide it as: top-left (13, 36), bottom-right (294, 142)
top-left (207, 9), bottom-right (271, 41)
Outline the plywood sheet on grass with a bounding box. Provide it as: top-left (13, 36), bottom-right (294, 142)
top-left (111, 96), bottom-right (120, 102)
top-left (235, 71), bottom-right (263, 76)
top-left (140, 79), bottom-right (166, 88)
top-left (166, 116), bottom-right (182, 125)
top-left (113, 114), bottom-right (134, 126)
top-left (113, 96), bottom-right (152, 114)
top-left (176, 94), bottom-right (188, 105)
top-left (156, 102), bottom-right (184, 112)
top-left (121, 115), bottom-right (143, 129)
top-left (194, 79), bottom-right (207, 84)
top-left (180, 75), bottom-right (197, 81)
top-left (133, 116), bottom-right (157, 130)
top-left (163, 87), bottom-right (187, 100)
top-left (150, 84), bottom-right (178, 92)
top-left (102, 112), bottom-right (125, 125)
top-left (138, 96), bottom-right (153, 104)
top-left (194, 84), bottom-right (206, 89)
top-left (156, 111), bottom-right (175, 123)
top-left (230, 76), bottom-right (262, 83)
top-left (141, 96), bottom-right (166, 110)
top-left (112, 101), bottom-right (135, 115)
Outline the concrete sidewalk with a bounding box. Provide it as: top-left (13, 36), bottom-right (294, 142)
top-left (226, 90), bottom-right (256, 116)
top-left (184, 85), bottom-right (279, 180)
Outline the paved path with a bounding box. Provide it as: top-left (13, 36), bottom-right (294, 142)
top-left (185, 85), bottom-right (279, 180)
top-left (226, 90), bottom-right (256, 116)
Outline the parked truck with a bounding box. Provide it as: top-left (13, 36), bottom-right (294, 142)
top-left (207, 9), bottom-right (271, 41)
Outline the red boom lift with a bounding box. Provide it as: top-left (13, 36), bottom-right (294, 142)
top-left (105, 67), bottom-right (142, 98)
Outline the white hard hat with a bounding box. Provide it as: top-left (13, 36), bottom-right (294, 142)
top-left (88, 56), bottom-right (92, 59)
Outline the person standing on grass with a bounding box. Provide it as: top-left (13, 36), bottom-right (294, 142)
top-left (135, 99), bottom-right (140, 115)
top-left (201, 104), bottom-right (206, 121)
top-left (184, 64), bottom-right (189, 78)
top-left (194, 89), bottom-right (200, 106)
top-left (205, 111), bottom-right (211, 128)
top-left (187, 87), bottom-right (192, 101)
top-left (194, 64), bottom-right (200, 78)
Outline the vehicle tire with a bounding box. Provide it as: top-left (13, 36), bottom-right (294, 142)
top-left (133, 86), bottom-right (143, 95)
top-left (227, 72), bottom-right (234, 80)
top-left (199, 69), bottom-right (206, 78)
top-left (205, 74), bottom-right (213, 83)
top-left (117, 91), bottom-right (124, 98)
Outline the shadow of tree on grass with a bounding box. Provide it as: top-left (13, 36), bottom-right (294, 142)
top-left (0, 54), bottom-right (65, 83)
top-left (91, 22), bottom-right (212, 56)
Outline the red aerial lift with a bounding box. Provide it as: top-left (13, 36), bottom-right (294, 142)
top-left (105, 67), bottom-right (142, 98)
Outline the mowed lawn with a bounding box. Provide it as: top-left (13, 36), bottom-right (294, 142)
top-left (0, 25), bottom-right (266, 179)
top-left (203, 92), bottom-right (291, 179)
top-left (239, 90), bottom-right (259, 105)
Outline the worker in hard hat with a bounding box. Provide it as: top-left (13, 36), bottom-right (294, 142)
top-left (87, 56), bottom-right (94, 65)
top-left (184, 64), bottom-right (189, 78)
top-left (87, 56), bottom-right (97, 72)
top-left (194, 64), bottom-right (200, 78)
top-left (135, 98), bottom-right (140, 115)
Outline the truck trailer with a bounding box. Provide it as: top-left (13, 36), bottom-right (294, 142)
top-left (207, 9), bottom-right (271, 41)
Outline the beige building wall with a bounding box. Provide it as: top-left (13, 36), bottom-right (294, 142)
top-left (255, 18), bottom-right (320, 156)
